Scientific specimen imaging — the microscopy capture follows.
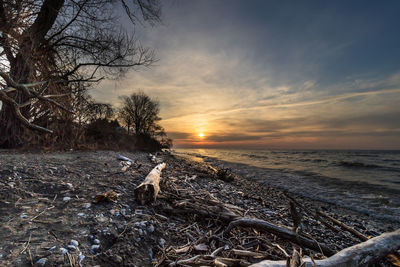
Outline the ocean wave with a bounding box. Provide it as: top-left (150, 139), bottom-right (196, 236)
top-left (241, 153), bottom-right (268, 160)
top-left (336, 161), bottom-right (383, 169)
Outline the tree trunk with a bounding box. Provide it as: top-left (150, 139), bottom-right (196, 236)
top-left (0, 0), bottom-right (65, 148)
top-left (0, 103), bottom-right (26, 148)
top-left (0, 52), bottom-right (32, 148)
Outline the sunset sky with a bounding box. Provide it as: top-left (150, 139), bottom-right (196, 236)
top-left (92, 0), bottom-right (400, 149)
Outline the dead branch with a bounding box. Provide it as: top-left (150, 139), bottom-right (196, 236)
top-left (249, 229), bottom-right (400, 267)
top-left (316, 211), bottom-right (368, 242)
top-left (284, 193), bottom-right (340, 233)
top-left (0, 71), bottom-right (73, 133)
top-left (224, 218), bottom-right (335, 257)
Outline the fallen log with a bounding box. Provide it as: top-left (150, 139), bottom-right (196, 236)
top-left (224, 218), bottom-right (335, 257)
top-left (134, 163), bottom-right (166, 205)
top-left (249, 229), bottom-right (400, 267)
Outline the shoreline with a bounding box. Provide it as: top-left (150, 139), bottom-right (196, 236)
top-left (176, 150), bottom-right (400, 224)
top-left (0, 150), bottom-right (398, 266)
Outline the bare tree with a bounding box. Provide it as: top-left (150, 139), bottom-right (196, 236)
top-left (0, 0), bottom-right (161, 148)
top-left (119, 91), bottom-right (161, 136)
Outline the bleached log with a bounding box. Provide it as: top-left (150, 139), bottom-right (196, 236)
top-left (134, 163), bottom-right (166, 205)
top-left (250, 229), bottom-right (400, 267)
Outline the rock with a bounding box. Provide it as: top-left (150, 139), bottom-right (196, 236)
top-left (194, 243), bottom-right (208, 252)
top-left (93, 239), bottom-right (100, 245)
top-left (77, 212), bottom-right (86, 218)
top-left (49, 246), bottom-right (56, 251)
top-left (20, 213), bottom-right (28, 219)
top-left (67, 245), bottom-right (78, 251)
top-left (66, 183), bottom-right (74, 190)
top-left (90, 245), bottom-right (100, 254)
top-left (111, 255), bottom-right (123, 263)
top-left (69, 240), bottom-right (79, 247)
top-left (147, 225), bottom-right (155, 233)
top-left (133, 221), bottom-right (147, 228)
top-left (83, 203), bottom-right (91, 209)
top-left (78, 254), bottom-right (85, 263)
top-left (35, 258), bottom-right (47, 266)
top-left (60, 248), bottom-right (68, 254)
top-left (137, 229), bottom-right (143, 236)
top-left (159, 238), bottom-right (166, 248)
top-left (63, 196), bottom-right (71, 202)
top-left (96, 214), bottom-right (108, 223)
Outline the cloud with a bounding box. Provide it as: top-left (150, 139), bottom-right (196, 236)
top-left (88, 1), bottom-right (400, 149)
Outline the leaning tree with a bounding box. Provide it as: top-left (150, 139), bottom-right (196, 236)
top-left (0, 0), bottom-right (161, 148)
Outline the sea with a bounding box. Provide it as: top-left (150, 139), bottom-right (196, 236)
top-left (174, 148), bottom-right (400, 223)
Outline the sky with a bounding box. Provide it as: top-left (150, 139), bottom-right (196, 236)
top-left (91, 0), bottom-right (400, 150)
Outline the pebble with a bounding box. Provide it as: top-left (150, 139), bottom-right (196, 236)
top-left (60, 248), bottom-right (68, 254)
top-left (77, 213), bottom-right (86, 217)
top-left (83, 203), bottom-right (91, 209)
top-left (147, 225), bottom-right (155, 233)
top-left (78, 254), bottom-right (85, 263)
top-left (67, 245), bottom-right (78, 251)
top-left (69, 240), bottom-right (79, 247)
top-left (66, 183), bottom-right (74, 190)
top-left (93, 239), bottom-right (100, 245)
top-left (35, 258), bottom-right (47, 266)
top-left (63, 196), bottom-right (71, 202)
top-left (111, 255), bottom-right (123, 263)
top-left (90, 245), bottom-right (100, 254)
top-left (137, 229), bottom-right (143, 236)
top-left (133, 221), bottom-right (147, 228)
top-left (49, 246), bottom-right (56, 251)
top-left (20, 213), bottom-right (28, 219)
top-left (159, 238), bottom-right (166, 248)
top-left (96, 214), bottom-right (108, 223)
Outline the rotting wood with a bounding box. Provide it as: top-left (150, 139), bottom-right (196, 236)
top-left (224, 218), bottom-right (335, 257)
top-left (249, 229), bottom-right (400, 267)
top-left (135, 162), bottom-right (166, 205)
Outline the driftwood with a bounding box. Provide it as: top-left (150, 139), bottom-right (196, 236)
top-left (165, 193), bottom-right (335, 257)
top-left (284, 193), bottom-right (340, 234)
top-left (250, 229), bottom-right (400, 267)
top-left (224, 218), bottom-right (335, 257)
top-left (134, 163), bottom-right (166, 205)
top-left (316, 211), bottom-right (368, 241)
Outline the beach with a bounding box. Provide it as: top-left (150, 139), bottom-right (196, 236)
top-left (0, 150), bottom-right (398, 266)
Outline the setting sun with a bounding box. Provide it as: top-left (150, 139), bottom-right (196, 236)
top-left (198, 133), bottom-right (205, 138)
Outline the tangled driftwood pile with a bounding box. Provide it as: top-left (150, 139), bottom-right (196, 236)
top-left (134, 158), bottom-right (400, 267)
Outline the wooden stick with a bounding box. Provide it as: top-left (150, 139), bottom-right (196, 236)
top-left (249, 229), bottom-right (400, 267)
top-left (284, 193), bottom-right (340, 233)
top-left (316, 211), bottom-right (368, 241)
top-left (134, 163), bottom-right (166, 205)
top-left (224, 218), bottom-right (335, 256)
